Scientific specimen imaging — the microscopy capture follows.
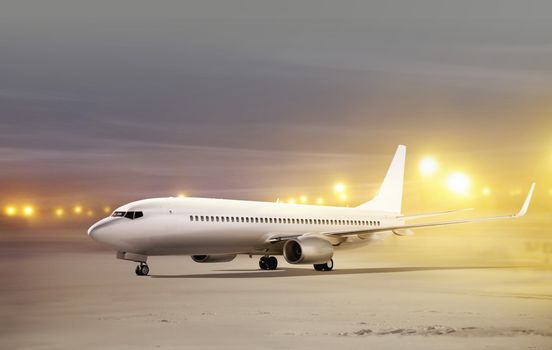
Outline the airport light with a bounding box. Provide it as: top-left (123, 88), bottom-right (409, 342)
top-left (446, 172), bottom-right (470, 195)
top-left (287, 198), bottom-right (296, 204)
top-left (103, 206), bottom-right (111, 214)
top-left (339, 193), bottom-right (347, 201)
top-left (299, 195), bottom-right (308, 203)
top-left (481, 187), bottom-right (491, 197)
top-left (334, 182), bottom-right (346, 194)
top-left (316, 197), bottom-right (324, 205)
top-left (177, 193), bottom-right (186, 198)
top-left (74, 205), bottom-right (83, 214)
top-left (4, 206), bottom-right (16, 216)
top-left (23, 206), bottom-right (34, 217)
top-left (87, 210), bottom-right (94, 217)
top-left (419, 156), bottom-right (438, 176)
top-left (55, 208), bottom-right (64, 217)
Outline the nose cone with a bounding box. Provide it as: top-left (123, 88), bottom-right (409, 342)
top-left (88, 217), bottom-right (114, 242)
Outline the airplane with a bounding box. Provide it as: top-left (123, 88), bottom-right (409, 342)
top-left (87, 145), bottom-right (535, 276)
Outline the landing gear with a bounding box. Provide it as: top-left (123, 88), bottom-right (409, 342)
top-left (135, 263), bottom-right (149, 276)
top-left (259, 256), bottom-right (278, 270)
top-left (313, 259), bottom-right (333, 271)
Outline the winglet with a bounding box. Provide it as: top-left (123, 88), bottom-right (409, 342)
top-left (515, 182), bottom-right (535, 217)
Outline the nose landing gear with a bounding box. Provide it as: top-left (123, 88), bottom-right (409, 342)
top-left (135, 263), bottom-right (150, 276)
top-left (259, 256), bottom-right (278, 270)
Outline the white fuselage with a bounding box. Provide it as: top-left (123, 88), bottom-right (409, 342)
top-left (88, 197), bottom-right (400, 256)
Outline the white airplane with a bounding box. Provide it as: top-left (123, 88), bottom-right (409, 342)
top-left (88, 145), bottom-right (535, 276)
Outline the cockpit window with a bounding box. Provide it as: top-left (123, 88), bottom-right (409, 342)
top-left (112, 211), bottom-right (143, 219)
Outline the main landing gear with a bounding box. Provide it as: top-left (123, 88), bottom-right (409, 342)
top-left (313, 259), bottom-right (334, 271)
top-left (259, 256), bottom-right (278, 270)
top-left (135, 263), bottom-right (150, 276)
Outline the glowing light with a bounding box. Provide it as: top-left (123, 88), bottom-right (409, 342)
top-left (481, 187), bottom-right (491, 196)
top-left (23, 206), bottom-right (34, 217)
top-left (287, 198), bottom-right (296, 204)
top-left (316, 197), bottom-right (324, 205)
top-left (86, 210), bottom-right (94, 217)
top-left (334, 182), bottom-right (346, 194)
top-left (446, 172), bottom-right (470, 195)
top-left (177, 193), bottom-right (186, 198)
top-left (103, 206), bottom-right (111, 214)
top-left (5, 206), bottom-right (16, 216)
top-left (419, 156), bottom-right (438, 176)
top-left (339, 193), bottom-right (347, 201)
top-left (55, 208), bottom-right (64, 217)
top-left (299, 195), bottom-right (308, 203)
top-left (74, 206), bottom-right (83, 214)
top-left (509, 189), bottom-right (521, 196)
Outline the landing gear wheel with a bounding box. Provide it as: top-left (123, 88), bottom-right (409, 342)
top-left (259, 256), bottom-right (278, 270)
top-left (267, 256), bottom-right (278, 270)
top-left (313, 259), bottom-right (334, 272)
top-left (135, 263), bottom-right (149, 276)
top-left (259, 256), bottom-right (269, 270)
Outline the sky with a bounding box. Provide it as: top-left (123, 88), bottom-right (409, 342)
top-left (1, 0), bottom-right (551, 220)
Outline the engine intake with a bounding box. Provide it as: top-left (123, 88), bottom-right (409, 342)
top-left (283, 237), bottom-right (333, 264)
top-left (191, 254), bottom-right (237, 263)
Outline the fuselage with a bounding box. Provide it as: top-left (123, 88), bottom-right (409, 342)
top-left (88, 197), bottom-right (401, 256)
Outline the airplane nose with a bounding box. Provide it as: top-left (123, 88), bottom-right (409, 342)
top-left (87, 217), bottom-right (113, 241)
top-left (87, 222), bottom-right (98, 237)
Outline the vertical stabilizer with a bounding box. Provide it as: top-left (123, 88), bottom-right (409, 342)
top-left (356, 145), bottom-right (406, 214)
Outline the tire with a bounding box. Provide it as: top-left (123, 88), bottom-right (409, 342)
top-left (314, 259), bottom-right (333, 271)
top-left (323, 259), bottom-right (334, 271)
top-left (313, 263), bottom-right (324, 271)
top-left (259, 257), bottom-right (269, 270)
top-left (267, 256), bottom-right (278, 270)
top-left (135, 265), bottom-right (142, 276)
top-left (140, 265), bottom-right (149, 276)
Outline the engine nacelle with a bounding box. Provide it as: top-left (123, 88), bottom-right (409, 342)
top-left (283, 237), bottom-right (333, 264)
top-left (191, 254), bottom-right (237, 263)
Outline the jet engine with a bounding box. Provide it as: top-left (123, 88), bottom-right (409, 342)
top-left (191, 254), bottom-right (237, 263)
top-left (283, 236), bottom-right (333, 264)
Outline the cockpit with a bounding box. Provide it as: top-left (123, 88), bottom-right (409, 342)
top-left (111, 211), bottom-right (144, 219)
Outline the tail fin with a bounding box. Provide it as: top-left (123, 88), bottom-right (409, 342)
top-left (356, 145), bottom-right (406, 214)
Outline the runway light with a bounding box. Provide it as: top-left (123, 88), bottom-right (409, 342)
top-left (300, 195), bottom-right (308, 203)
top-left (5, 206), bottom-right (16, 216)
top-left (177, 193), bottom-right (186, 198)
top-left (481, 187), bottom-right (491, 197)
top-left (339, 193), bottom-right (347, 201)
top-left (87, 210), bottom-right (94, 217)
top-left (287, 198), bottom-right (296, 204)
top-left (419, 156), bottom-right (438, 176)
top-left (103, 206), bottom-right (111, 214)
top-left (334, 182), bottom-right (346, 194)
top-left (55, 208), bottom-right (64, 217)
top-left (446, 172), bottom-right (470, 195)
top-left (316, 197), bottom-right (324, 205)
top-left (74, 205), bottom-right (82, 214)
top-left (23, 206), bottom-right (34, 217)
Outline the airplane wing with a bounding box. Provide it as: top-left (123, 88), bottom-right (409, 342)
top-left (398, 208), bottom-right (474, 220)
top-left (268, 183), bottom-right (534, 243)
top-left (324, 182), bottom-right (535, 238)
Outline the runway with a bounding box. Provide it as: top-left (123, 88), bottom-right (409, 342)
top-left (1, 223), bottom-right (551, 350)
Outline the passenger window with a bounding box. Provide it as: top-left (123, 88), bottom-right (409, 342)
top-left (190, 215), bottom-right (194, 221)
top-left (201, 216), bottom-right (204, 221)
